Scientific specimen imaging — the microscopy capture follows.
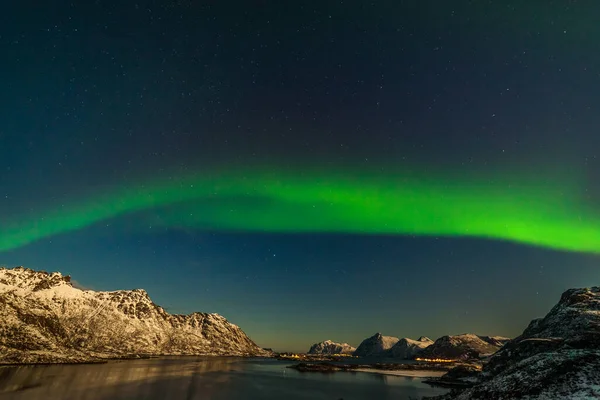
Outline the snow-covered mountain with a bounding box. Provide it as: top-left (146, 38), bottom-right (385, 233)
top-left (0, 267), bottom-right (268, 363)
top-left (477, 335), bottom-right (511, 347)
top-left (353, 333), bottom-right (399, 357)
top-left (390, 336), bottom-right (433, 359)
top-left (431, 287), bottom-right (600, 399)
top-left (417, 333), bottom-right (502, 360)
top-left (307, 340), bottom-right (356, 355)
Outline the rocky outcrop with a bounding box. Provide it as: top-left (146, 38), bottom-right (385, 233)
top-left (353, 333), bottom-right (399, 357)
top-left (307, 340), bottom-right (356, 355)
top-left (429, 287), bottom-right (600, 399)
top-left (417, 334), bottom-right (502, 360)
top-left (0, 267), bottom-right (268, 363)
top-left (390, 336), bottom-right (433, 359)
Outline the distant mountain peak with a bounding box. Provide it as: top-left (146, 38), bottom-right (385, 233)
top-left (390, 336), bottom-right (433, 359)
top-left (308, 340), bottom-right (355, 355)
top-left (418, 334), bottom-right (503, 360)
top-left (353, 333), bottom-right (399, 357)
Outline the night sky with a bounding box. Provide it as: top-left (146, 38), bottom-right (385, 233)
top-left (1, 1), bottom-right (600, 352)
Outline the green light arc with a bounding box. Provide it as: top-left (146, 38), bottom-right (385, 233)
top-left (1, 168), bottom-right (598, 254)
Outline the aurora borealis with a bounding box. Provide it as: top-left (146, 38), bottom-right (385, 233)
top-left (2, 168), bottom-right (599, 254)
top-left (2, 1), bottom-right (600, 352)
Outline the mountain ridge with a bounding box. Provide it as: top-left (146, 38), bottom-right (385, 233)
top-left (0, 266), bottom-right (268, 363)
top-left (390, 336), bottom-right (434, 359)
top-left (353, 333), bottom-right (399, 357)
top-left (418, 333), bottom-right (503, 360)
top-left (307, 340), bottom-right (356, 355)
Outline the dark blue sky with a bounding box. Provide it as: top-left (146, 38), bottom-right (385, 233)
top-left (1, 1), bottom-right (599, 351)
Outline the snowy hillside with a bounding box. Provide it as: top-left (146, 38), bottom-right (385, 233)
top-left (0, 267), bottom-right (268, 363)
top-left (390, 336), bottom-right (433, 359)
top-left (353, 333), bottom-right (399, 357)
top-left (430, 287), bottom-right (600, 400)
top-left (307, 340), bottom-right (356, 354)
top-left (418, 333), bottom-right (502, 360)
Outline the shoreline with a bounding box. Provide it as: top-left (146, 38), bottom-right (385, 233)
top-left (0, 354), bottom-right (270, 367)
top-left (354, 368), bottom-right (446, 378)
top-left (286, 361), bottom-right (455, 379)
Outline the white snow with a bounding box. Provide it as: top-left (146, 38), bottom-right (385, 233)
top-left (353, 333), bottom-right (400, 357)
top-left (0, 266), bottom-right (267, 363)
top-left (308, 340), bottom-right (356, 354)
top-left (390, 336), bottom-right (433, 359)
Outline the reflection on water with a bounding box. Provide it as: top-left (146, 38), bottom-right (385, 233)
top-left (0, 357), bottom-right (447, 400)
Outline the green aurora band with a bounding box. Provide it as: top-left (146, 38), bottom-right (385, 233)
top-left (1, 168), bottom-right (599, 254)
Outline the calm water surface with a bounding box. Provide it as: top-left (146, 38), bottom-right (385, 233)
top-left (0, 357), bottom-right (448, 400)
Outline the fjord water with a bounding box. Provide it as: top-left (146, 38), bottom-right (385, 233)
top-left (0, 357), bottom-right (447, 400)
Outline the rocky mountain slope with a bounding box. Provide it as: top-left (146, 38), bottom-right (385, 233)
top-left (390, 336), bottom-right (433, 359)
top-left (353, 333), bottom-right (399, 357)
top-left (0, 267), bottom-right (268, 363)
top-left (418, 333), bottom-right (502, 360)
top-left (478, 336), bottom-right (511, 347)
top-left (429, 287), bottom-right (600, 399)
top-left (307, 340), bottom-right (356, 355)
